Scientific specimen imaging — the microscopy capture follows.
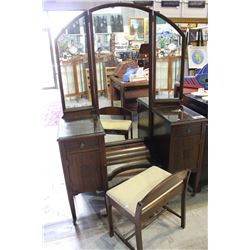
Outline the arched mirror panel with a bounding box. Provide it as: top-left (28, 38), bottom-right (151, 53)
top-left (55, 13), bottom-right (95, 112)
top-left (90, 5), bottom-right (151, 109)
top-left (55, 4), bottom-right (186, 118)
top-left (153, 13), bottom-right (185, 101)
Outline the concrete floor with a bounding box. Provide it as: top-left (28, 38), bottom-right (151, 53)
top-left (42, 90), bottom-right (208, 250)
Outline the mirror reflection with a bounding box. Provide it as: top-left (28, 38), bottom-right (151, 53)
top-left (155, 16), bottom-right (182, 99)
top-left (91, 7), bottom-right (149, 110)
top-left (56, 16), bottom-right (92, 109)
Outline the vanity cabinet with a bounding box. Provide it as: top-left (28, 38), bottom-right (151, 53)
top-left (57, 117), bottom-right (107, 223)
top-left (182, 93), bottom-right (208, 185)
top-left (137, 98), bottom-right (207, 194)
top-left (153, 107), bottom-right (206, 194)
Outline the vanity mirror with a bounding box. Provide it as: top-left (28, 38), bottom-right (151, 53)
top-left (152, 13), bottom-right (185, 104)
top-left (55, 3), bottom-right (186, 119)
top-left (55, 13), bottom-right (98, 119)
top-left (89, 5), bottom-right (151, 110)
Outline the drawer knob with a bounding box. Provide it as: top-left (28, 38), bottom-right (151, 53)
top-left (80, 142), bottom-right (85, 149)
top-left (187, 127), bottom-right (191, 133)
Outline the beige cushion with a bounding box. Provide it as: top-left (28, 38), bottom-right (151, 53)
top-left (106, 166), bottom-right (182, 216)
top-left (100, 119), bottom-right (132, 131)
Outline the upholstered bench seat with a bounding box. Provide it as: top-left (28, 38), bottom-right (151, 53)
top-left (100, 119), bottom-right (132, 131)
top-left (106, 166), bottom-right (182, 216)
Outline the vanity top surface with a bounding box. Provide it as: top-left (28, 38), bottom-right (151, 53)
top-left (57, 116), bottom-right (104, 140)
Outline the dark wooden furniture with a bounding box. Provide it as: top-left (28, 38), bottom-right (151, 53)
top-left (54, 3), bottom-right (200, 225)
top-left (156, 56), bottom-right (182, 93)
top-left (99, 106), bottom-right (133, 139)
top-left (57, 117), bottom-right (107, 224)
top-left (182, 93), bottom-right (208, 186)
top-left (174, 81), bottom-right (199, 97)
top-left (182, 93), bottom-right (208, 118)
top-left (106, 167), bottom-right (191, 250)
top-left (110, 76), bottom-right (149, 111)
top-left (137, 97), bottom-right (150, 139)
top-left (60, 56), bottom-right (89, 100)
top-left (137, 98), bottom-right (207, 194)
top-left (106, 138), bottom-right (153, 182)
top-left (104, 66), bottom-right (116, 99)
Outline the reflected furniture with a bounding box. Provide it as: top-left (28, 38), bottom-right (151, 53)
top-left (99, 106), bottom-right (133, 139)
top-left (84, 68), bottom-right (92, 101)
top-left (110, 76), bottom-right (149, 111)
top-left (174, 81), bottom-right (198, 96)
top-left (156, 56), bottom-right (181, 94)
top-left (106, 166), bottom-right (191, 250)
top-left (104, 66), bottom-right (117, 99)
top-left (106, 138), bottom-right (153, 182)
top-left (60, 56), bottom-right (89, 100)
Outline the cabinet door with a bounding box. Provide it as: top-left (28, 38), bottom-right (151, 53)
top-left (67, 149), bottom-right (103, 193)
top-left (169, 134), bottom-right (201, 172)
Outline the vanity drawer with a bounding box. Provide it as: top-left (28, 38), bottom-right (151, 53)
top-left (173, 123), bottom-right (201, 137)
top-left (63, 136), bottom-right (99, 151)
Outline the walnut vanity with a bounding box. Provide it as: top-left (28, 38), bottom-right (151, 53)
top-left (55, 3), bottom-right (207, 223)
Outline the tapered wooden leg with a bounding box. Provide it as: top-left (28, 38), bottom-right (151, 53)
top-left (106, 196), bottom-right (114, 237)
top-left (135, 222), bottom-right (143, 250)
top-left (66, 189), bottom-right (76, 224)
top-left (181, 190), bottom-right (186, 228)
top-left (193, 171), bottom-right (202, 195)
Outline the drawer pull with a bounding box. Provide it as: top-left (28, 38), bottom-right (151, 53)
top-left (187, 128), bottom-right (191, 134)
top-left (80, 142), bottom-right (85, 149)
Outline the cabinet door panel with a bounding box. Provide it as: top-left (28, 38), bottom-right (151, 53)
top-left (67, 150), bottom-right (102, 193)
top-left (169, 135), bottom-right (200, 172)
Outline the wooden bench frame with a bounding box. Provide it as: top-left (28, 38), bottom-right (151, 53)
top-left (106, 169), bottom-right (191, 250)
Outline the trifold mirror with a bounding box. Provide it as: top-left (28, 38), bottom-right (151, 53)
top-left (55, 3), bottom-right (185, 117)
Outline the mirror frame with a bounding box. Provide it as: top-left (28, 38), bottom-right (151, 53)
top-left (88, 2), bottom-right (153, 110)
top-left (151, 12), bottom-right (186, 106)
top-left (55, 3), bottom-right (186, 119)
top-left (55, 12), bottom-right (99, 118)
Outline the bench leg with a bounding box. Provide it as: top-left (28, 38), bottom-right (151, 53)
top-left (106, 196), bottom-right (114, 237)
top-left (135, 221), bottom-right (143, 250)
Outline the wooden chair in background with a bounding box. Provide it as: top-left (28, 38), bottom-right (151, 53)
top-left (106, 166), bottom-right (191, 250)
top-left (84, 68), bottom-right (92, 101)
top-left (99, 106), bottom-right (133, 140)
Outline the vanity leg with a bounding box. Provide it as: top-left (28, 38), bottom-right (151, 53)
top-left (193, 171), bottom-right (201, 196)
top-left (66, 188), bottom-right (77, 224)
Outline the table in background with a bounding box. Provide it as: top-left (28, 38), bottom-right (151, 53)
top-left (110, 76), bottom-right (148, 111)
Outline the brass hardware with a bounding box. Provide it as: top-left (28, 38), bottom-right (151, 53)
top-left (80, 142), bottom-right (85, 149)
